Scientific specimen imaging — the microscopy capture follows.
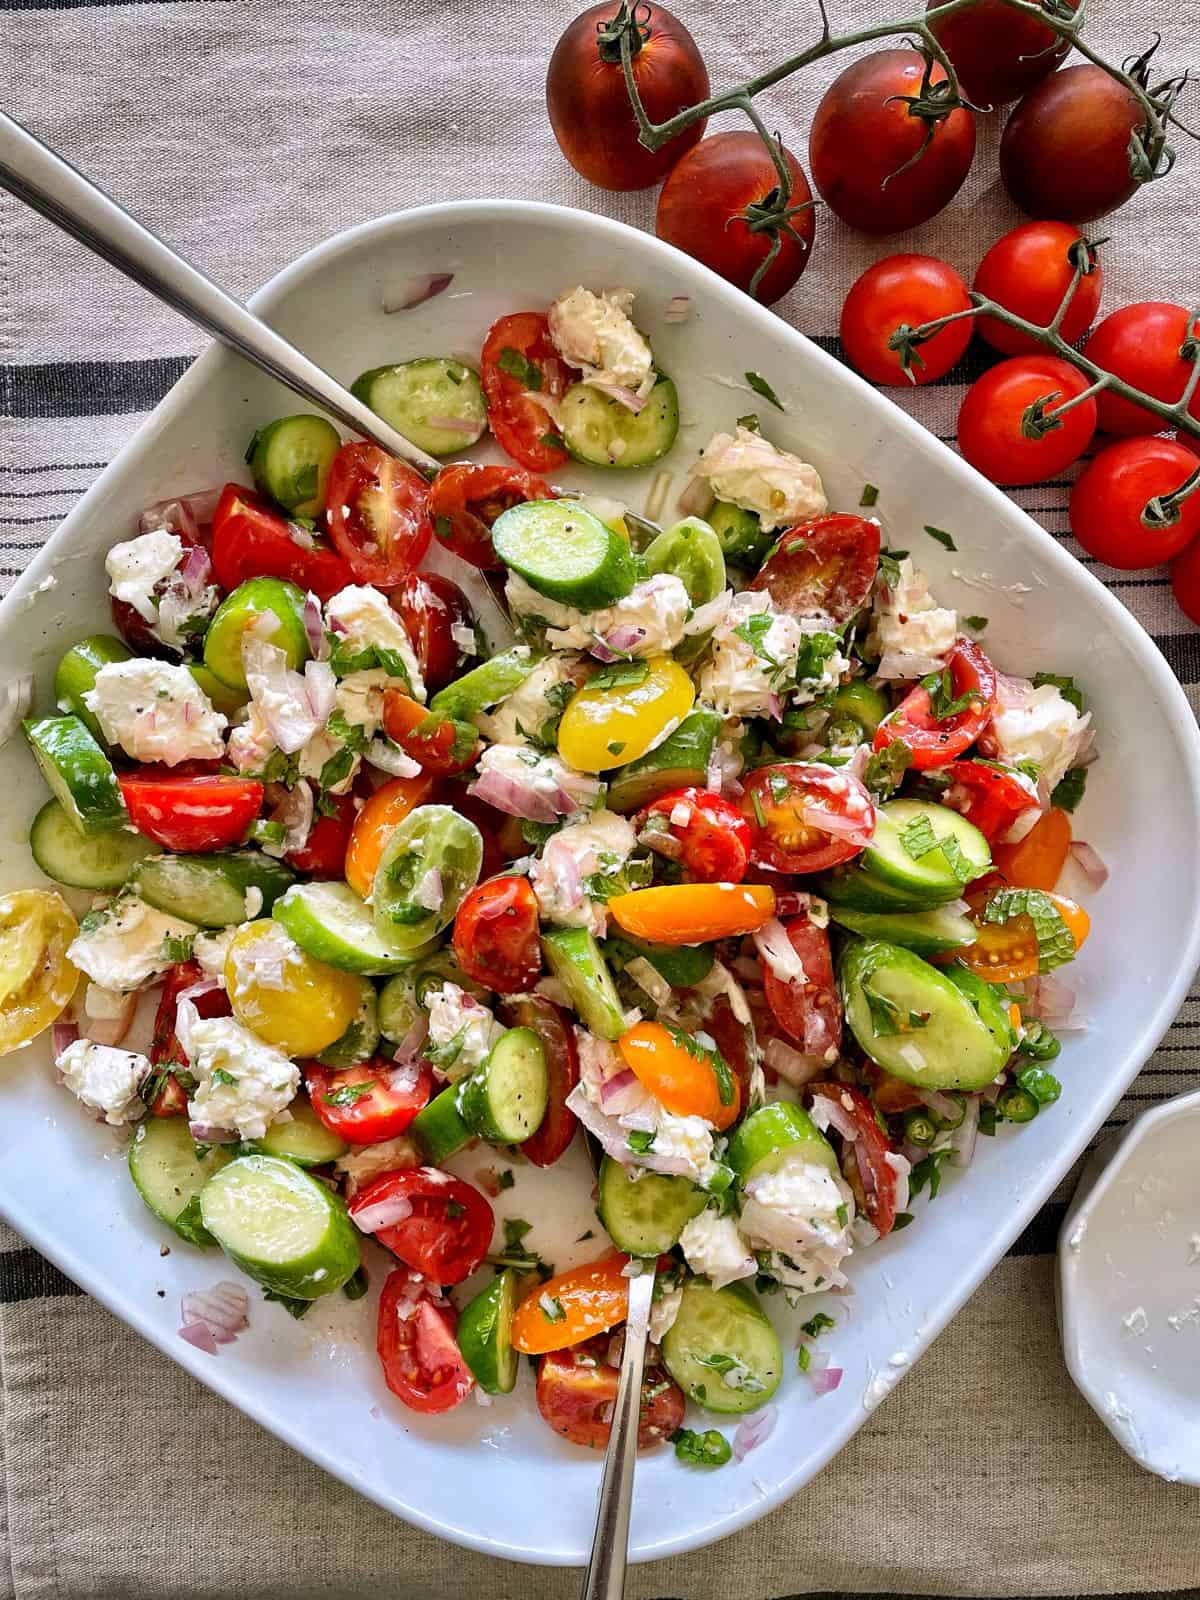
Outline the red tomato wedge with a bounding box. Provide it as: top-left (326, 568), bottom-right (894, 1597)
top-left (536, 1338), bottom-right (685, 1450)
top-left (498, 993), bottom-right (581, 1167)
top-left (760, 915), bottom-right (842, 1063)
top-left (940, 758), bottom-right (1040, 843)
top-left (304, 1058), bottom-right (432, 1147)
top-left (429, 463), bottom-right (556, 571)
top-left (285, 789), bottom-right (356, 878)
top-left (480, 312), bottom-right (575, 472)
top-left (349, 1168), bottom-right (494, 1286)
top-left (325, 442), bottom-right (433, 586)
top-left (209, 483), bottom-right (353, 601)
top-left (453, 876), bottom-right (542, 996)
top-left (119, 770), bottom-right (263, 853)
top-left (635, 787), bottom-right (752, 882)
top-left (742, 763), bottom-right (875, 874)
top-left (376, 1267), bottom-right (474, 1414)
top-left (390, 573), bottom-right (475, 694)
top-left (807, 1080), bottom-right (902, 1237)
top-left (750, 513), bottom-right (880, 623)
top-left (381, 689), bottom-right (479, 775)
top-left (874, 638), bottom-right (997, 771)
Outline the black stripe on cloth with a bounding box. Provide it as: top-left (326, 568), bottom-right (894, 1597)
top-left (0, 1247), bottom-right (81, 1301)
top-left (0, 0), bottom-right (233, 9)
top-left (1, 356), bottom-right (191, 418)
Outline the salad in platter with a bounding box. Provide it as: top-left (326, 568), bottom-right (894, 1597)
top-left (0, 281), bottom-right (1101, 1466)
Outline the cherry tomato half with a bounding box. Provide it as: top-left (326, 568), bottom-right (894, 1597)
top-left (973, 222), bottom-right (1103, 357)
top-left (377, 1267), bottom-right (474, 1414)
top-left (351, 1168), bottom-right (494, 1286)
top-left (452, 875), bottom-right (542, 996)
top-left (750, 513), bottom-right (880, 622)
top-left (209, 483), bottom-right (353, 601)
top-left (925, 0), bottom-right (1077, 105)
top-left (1069, 436), bottom-right (1200, 570)
top-left (874, 639), bottom-right (997, 771)
top-left (324, 442), bottom-right (433, 586)
top-left (512, 1251), bottom-right (630, 1354)
top-left (536, 1337), bottom-right (685, 1450)
top-left (636, 787), bottom-right (752, 882)
top-left (381, 689), bottom-right (479, 776)
top-left (119, 770), bottom-right (263, 853)
top-left (305, 1058), bottom-right (433, 1147)
top-left (760, 914), bottom-right (841, 1062)
top-left (607, 883), bottom-right (775, 944)
top-left (957, 355), bottom-right (1097, 486)
top-left (742, 763), bottom-right (875, 874)
top-left (390, 573), bottom-right (476, 694)
top-left (498, 994), bottom-right (580, 1167)
top-left (285, 789), bottom-right (356, 878)
top-left (480, 312), bottom-right (574, 473)
top-left (428, 463), bottom-right (555, 571)
top-left (807, 1081), bottom-right (901, 1236)
top-left (619, 1019), bottom-right (741, 1130)
top-left (959, 882), bottom-right (1090, 982)
top-left (839, 255), bottom-right (971, 386)
top-left (991, 806), bottom-right (1072, 891)
top-left (999, 65), bottom-right (1146, 224)
top-left (1082, 302), bottom-right (1200, 437)
top-left (940, 758), bottom-right (1039, 843)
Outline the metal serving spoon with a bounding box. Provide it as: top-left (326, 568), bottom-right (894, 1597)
top-left (0, 111), bottom-right (439, 475)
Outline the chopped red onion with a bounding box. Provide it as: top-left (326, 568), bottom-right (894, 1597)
top-left (914, 1087), bottom-right (963, 1124)
top-left (140, 488), bottom-right (221, 539)
top-left (176, 976), bottom-right (222, 1007)
top-left (80, 988), bottom-right (137, 1048)
top-left (753, 918), bottom-right (807, 984)
top-left (178, 543), bottom-right (213, 592)
top-left (262, 780), bottom-right (314, 858)
top-left (732, 1404), bottom-right (777, 1460)
top-left (392, 1015), bottom-right (430, 1065)
top-left (287, 521), bottom-right (317, 551)
top-left (180, 1281), bottom-right (249, 1347)
top-left (188, 1122), bottom-right (239, 1144)
top-left (810, 1091), bottom-right (862, 1146)
top-left (664, 294), bottom-right (692, 324)
top-left (0, 674), bottom-right (35, 747)
top-left (382, 271), bottom-right (454, 313)
top-left (304, 660), bottom-right (338, 725)
top-left (352, 1193), bottom-right (415, 1234)
top-left (639, 826), bottom-right (683, 861)
top-left (469, 766), bottom-right (559, 823)
top-left (799, 804), bottom-right (874, 849)
top-left (178, 1321), bottom-right (220, 1355)
top-left (565, 1084), bottom-right (694, 1177)
top-left (1024, 973), bottom-right (1083, 1029)
top-left (596, 625), bottom-right (645, 659)
top-left (587, 380), bottom-right (646, 414)
top-left (302, 593), bottom-right (327, 660)
top-left (677, 476), bottom-right (715, 519)
top-left (810, 1365), bottom-right (844, 1397)
top-left (763, 1037), bottom-right (824, 1087)
top-left (598, 1068), bottom-right (647, 1116)
top-left (1069, 839), bottom-right (1108, 888)
top-left (944, 1100), bottom-right (978, 1170)
top-left (51, 1020), bottom-right (79, 1057)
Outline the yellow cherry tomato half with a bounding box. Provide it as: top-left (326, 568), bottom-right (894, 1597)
top-left (557, 654), bottom-right (695, 774)
top-left (619, 1019), bottom-right (741, 1130)
top-left (0, 890), bottom-right (80, 1057)
top-left (225, 919), bottom-right (362, 1056)
top-left (512, 1250), bottom-right (631, 1354)
top-left (959, 889), bottom-right (1090, 984)
top-left (608, 882), bottom-right (776, 945)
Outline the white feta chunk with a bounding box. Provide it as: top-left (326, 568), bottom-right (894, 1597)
top-left (547, 286), bottom-right (654, 399)
top-left (193, 927), bottom-right (236, 984)
top-left (105, 529), bottom-right (183, 622)
top-left (476, 653), bottom-right (586, 746)
top-left (177, 1002), bottom-right (299, 1142)
top-left (738, 1149), bottom-right (855, 1295)
top-left (699, 590), bottom-right (846, 719)
top-left (55, 1039), bottom-right (150, 1125)
top-left (424, 982), bottom-right (502, 1081)
top-left (325, 585), bottom-right (425, 701)
top-left (691, 426), bottom-right (826, 533)
top-left (529, 809), bottom-right (636, 938)
top-left (867, 557), bottom-right (958, 677)
top-left (989, 681), bottom-right (1093, 794)
top-left (678, 1209), bottom-right (757, 1290)
top-left (84, 659), bottom-right (226, 765)
top-left (67, 896), bottom-right (198, 992)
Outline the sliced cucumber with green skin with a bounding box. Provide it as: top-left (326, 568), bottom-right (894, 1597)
top-left (274, 881), bottom-right (417, 975)
top-left (864, 799), bottom-right (991, 906)
top-left (377, 971), bottom-right (423, 1045)
top-left (458, 1026), bottom-right (548, 1144)
top-left (606, 708), bottom-right (722, 815)
top-left (541, 926), bottom-right (626, 1041)
top-left (188, 663), bottom-right (248, 717)
top-left (944, 962), bottom-right (1018, 1060)
top-left (247, 414), bottom-right (341, 517)
top-left (372, 805), bottom-right (483, 955)
top-left (198, 1153), bottom-right (360, 1299)
top-left (409, 947), bottom-right (488, 1005)
top-left (597, 1156), bottom-right (706, 1256)
top-left (457, 1269), bottom-right (519, 1394)
top-left (604, 934), bottom-right (714, 988)
top-left (316, 984), bottom-right (380, 1067)
top-left (661, 1279), bottom-right (783, 1415)
top-left (726, 1102), bottom-right (839, 1186)
top-left (128, 1118), bottom-right (234, 1246)
top-left (708, 500), bottom-right (771, 568)
top-left (378, 950), bottom-right (484, 1045)
top-left (642, 517), bottom-right (726, 606)
top-left (429, 649), bottom-right (543, 723)
top-left (30, 797), bottom-right (154, 890)
top-left (827, 901), bottom-right (976, 957)
top-left (23, 715), bottom-right (126, 835)
top-left (817, 860), bottom-right (933, 914)
top-left (840, 938), bottom-right (1011, 1091)
top-left (54, 634), bottom-right (131, 743)
top-left (491, 502), bottom-right (636, 610)
top-left (203, 577), bottom-right (309, 691)
top-left (351, 359), bottom-right (488, 458)
top-left (559, 374), bottom-right (679, 470)
top-left (411, 1080), bottom-right (472, 1162)
top-left (133, 851), bottom-right (295, 929)
top-left (248, 1096), bottom-right (349, 1166)
top-left (831, 680), bottom-right (889, 737)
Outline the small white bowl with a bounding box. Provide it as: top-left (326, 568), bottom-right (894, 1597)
top-left (1059, 1089), bottom-right (1200, 1484)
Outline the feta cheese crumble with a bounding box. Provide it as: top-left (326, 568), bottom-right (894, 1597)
top-left (988, 679), bottom-right (1093, 794)
top-left (699, 590), bottom-right (846, 719)
top-left (529, 810), bottom-right (636, 938)
top-left (105, 529), bottom-right (184, 622)
top-left (476, 653), bottom-right (586, 746)
top-left (739, 1150), bottom-right (856, 1295)
top-left (678, 1209), bottom-right (756, 1290)
top-left (176, 1001), bottom-right (299, 1141)
top-left (55, 1039), bottom-right (150, 1125)
top-left (67, 896), bottom-right (198, 991)
top-left (325, 585), bottom-right (425, 701)
top-left (867, 557), bottom-right (958, 677)
top-left (84, 659), bottom-right (226, 765)
top-left (424, 982), bottom-right (502, 1081)
top-left (547, 286), bottom-right (654, 400)
top-left (691, 426), bottom-right (827, 532)
top-left (505, 573), bottom-right (691, 660)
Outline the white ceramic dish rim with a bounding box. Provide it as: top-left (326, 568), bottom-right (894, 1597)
top-left (2, 199), bottom-right (1200, 1564)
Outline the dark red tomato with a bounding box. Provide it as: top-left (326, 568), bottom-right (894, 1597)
top-left (701, 993), bottom-right (757, 1103)
top-left (760, 915), bottom-right (841, 1063)
top-left (305, 1059), bottom-right (432, 1147)
top-left (973, 222), bottom-right (1103, 356)
top-left (480, 312), bottom-right (575, 473)
top-left (390, 573), bottom-right (475, 694)
top-left (809, 50), bottom-right (976, 234)
top-left (655, 131), bottom-right (815, 306)
top-left (499, 994), bottom-right (581, 1167)
top-left (376, 1267), bottom-right (474, 1414)
top-left (839, 254), bottom-right (971, 386)
top-left (1082, 303), bottom-right (1200, 436)
top-left (750, 514), bottom-right (880, 623)
top-left (1171, 533), bottom-right (1200, 626)
top-left (808, 1081), bottom-right (901, 1236)
top-left (453, 876), bottom-right (543, 996)
top-left (636, 787), bottom-right (752, 882)
top-left (428, 463), bottom-right (555, 572)
top-left (350, 1168), bottom-right (494, 1286)
top-left (536, 1338), bottom-right (685, 1449)
top-left (742, 763), bottom-right (875, 874)
top-left (1070, 437), bottom-right (1200, 570)
top-left (209, 483), bottom-right (353, 601)
top-left (149, 960), bottom-right (231, 1113)
top-left (381, 690), bottom-right (479, 776)
top-left (874, 638), bottom-right (997, 771)
top-left (109, 525), bottom-right (207, 657)
top-left (940, 757), bottom-right (1039, 843)
top-left (999, 65), bottom-right (1147, 223)
top-left (546, 1), bottom-right (708, 190)
top-left (957, 355), bottom-right (1097, 486)
top-left (285, 789), bottom-right (356, 878)
top-left (119, 770), bottom-right (263, 852)
top-left (324, 443), bottom-right (432, 586)
top-left (926, 0), bottom-right (1077, 105)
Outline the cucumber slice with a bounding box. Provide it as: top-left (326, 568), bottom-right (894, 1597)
top-left (30, 797), bottom-right (154, 890)
top-left (133, 851), bottom-right (295, 928)
top-left (944, 962), bottom-right (1019, 1059)
top-left (457, 1269), bottom-right (519, 1394)
top-left (831, 680), bottom-right (889, 736)
top-left (642, 517), bottom-right (726, 606)
top-left (188, 663), bottom-right (248, 717)
top-left (726, 1102), bottom-right (839, 1186)
top-left (491, 502), bottom-right (636, 611)
top-left (273, 881), bottom-right (417, 975)
top-left (827, 901), bottom-right (976, 957)
top-left (558, 374), bottom-right (679, 470)
top-left (817, 860), bottom-right (933, 913)
top-left (373, 805), bottom-right (483, 955)
top-left (378, 971), bottom-right (422, 1045)
top-left (54, 634), bottom-right (131, 743)
top-left (128, 1117), bottom-right (234, 1246)
top-left (458, 1026), bottom-right (548, 1144)
top-left (351, 359), bottom-right (487, 458)
top-left (661, 1279), bottom-right (783, 1415)
top-left (247, 414), bottom-right (341, 518)
top-left (597, 1156), bottom-right (706, 1256)
top-left (23, 715), bottom-right (126, 836)
top-left (411, 1080), bottom-right (472, 1162)
top-left (541, 927), bottom-right (626, 1041)
top-left (863, 799), bottom-right (991, 906)
top-left (249, 1095), bottom-right (349, 1167)
top-left (203, 577), bottom-right (309, 691)
top-left (429, 649), bottom-right (543, 723)
top-left (708, 501), bottom-right (771, 568)
top-left (606, 708), bottom-right (722, 815)
top-left (840, 938), bottom-right (1011, 1091)
top-left (198, 1153), bottom-right (360, 1298)
top-left (604, 934), bottom-right (714, 988)
top-left (315, 984), bottom-right (381, 1068)
top-left (408, 948), bottom-right (488, 1005)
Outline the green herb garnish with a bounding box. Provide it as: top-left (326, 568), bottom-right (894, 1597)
top-left (744, 370), bottom-right (784, 411)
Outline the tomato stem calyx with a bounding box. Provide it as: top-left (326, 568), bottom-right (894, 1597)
top-left (596, 0), bottom-right (648, 65)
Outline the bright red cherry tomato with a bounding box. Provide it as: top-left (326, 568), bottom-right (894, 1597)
top-left (749, 513), bottom-right (880, 622)
top-left (1082, 303), bottom-right (1200, 436)
top-left (839, 255), bottom-right (971, 386)
top-left (452, 876), bottom-right (543, 996)
top-left (428, 464), bottom-right (556, 572)
top-left (480, 312), bottom-right (575, 473)
top-left (874, 638), bottom-right (997, 770)
top-left (536, 1337), bottom-right (685, 1450)
top-left (807, 1081), bottom-right (901, 1236)
top-left (381, 689), bottom-right (479, 776)
top-left (350, 1168), bottom-right (494, 1286)
top-left (546, 1), bottom-right (708, 191)
top-left (390, 573), bottom-right (476, 694)
top-left (809, 50), bottom-right (976, 234)
top-left (940, 757), bottom-right (1039, 843)
top-left (655, 131), bottom-right (815, 306)
top-left (324, 443), bottom-right (432, 586)
top-left (498, 993), bottom-right (581, 1167)
top-left (741, 763), bottom-right (875, 874)
top-left (119, 770), bottom-right (263, 852)
top-left (636, 787), bottom-right (753, 882)
top-left (760, 915), bottom-right (841, 1063)
top-left (284, 789), bottom-right (356, 878)
top-left (973, 222), bottom-right (1103, 356)
top-left (209, 483), bottom-right (353, 601)
top-left (999, 65), bottom-right (1147, 224)
top-left (376, 1267), bottom-right (474, 1414)
top-left (304, 1059), bottom-right (433, 1147)
top-left (1171, 534), bottom-right (1200, 626)
top-left (925, 0), bottom-right (1078, 104)
top-left (957, 355), bottom-right (1097, 486)
top-left (1069, 437), bottom-right (1200, 570)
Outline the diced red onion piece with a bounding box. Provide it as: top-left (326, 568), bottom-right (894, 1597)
top-left (382, 271), bottom-right (454, 313)
top-left (732, 1404), bottom-right (778, 1460)
top-left (81, 989), bottom-right (137, 1047)
top-left (598, 1068), bottom-right (647, 1116)
top-left (587, 380), bottom-right (645, 414)
top-left (1069, 839), bottom-right (1108, 888)
top-left (810, 1092), bottom-right (861, 1146)
top-left (176, 976), bottom-right (222, 1007)
top-left (263, 780), bottom-right (315, 858)
top-left (188, 1122), bottom-right (239, 1144)
top-left (468, 767), bottom-right (560, 823)
top-left (766, 693), bottom-right (783, 723)
top-left (810, 1365), bottom-right (843, 1397)
top-left (393, 1015), bottom-right (430, 1065)
top-left (799, 804), bottom-right (873, 849)
top-left (181, 1281), bottom-right (249, 1347)
top-left (51, 1020), bottom-right (79, 1056)
top-left (664, 295), bottom-right (692, 324)
top-left (302, 593), bottom-right (327, 660)
top-left (914, 1087), bottom-right (963, 1123)
top-left (763, 1037), bottom-right (824, 1087)
top-left (677, 476), bottom-right (714, 519)
top-left (304, 660), bottom-right (338, 725)
top-left (753, 918), bottom-right (807, 984)
top-left (351, 1194), bottom-right (415, 1234)
top-left (178, 1320), bottom-right (220, 1355)
top-left (179, 543), bottom-right (213, 592)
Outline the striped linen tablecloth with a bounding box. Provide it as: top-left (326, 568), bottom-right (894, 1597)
top-left (1, 0), bottom-right (1199, 1595)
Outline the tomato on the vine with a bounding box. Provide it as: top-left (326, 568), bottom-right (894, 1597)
top-left (999, 65), bottom-right (1148, 223)
top-left (1081, 303), bottom-right (1200, 436)
top-left (1070, 437), bottom-right (1200, 570)
top-left (428, 464), bottom-right (555, 572)
top-left (324, 443), bottom-right (432, 586)
top-left (749, 513), bottom-right (880, 622)
top-left (973, 222), bottom-right (1103, 356)
top-left (480, 312), bottom-right (574, 473)
top-left (741, 763), bottom-right (875, 874)
top-left (957, 355), bottom-right (1097, 486)
top-left (925, 0), bottom-right (1078, 105)
top-left (635, 787), bottom-right (752, 882)
top-left (390, 572), bottom-right (475, 694)
top-left (839, 254), bottom-right (971, 386)
top-left (874, 638), bottom-right (997, 770)
top-left (452, 876), bottom-right (543, 996)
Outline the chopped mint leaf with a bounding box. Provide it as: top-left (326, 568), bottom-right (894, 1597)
top-left (1051, 766), bottom-right (1087, 813)
top-left (424, 1025), bottom-right (467, 1069)
top-left (744, 370), bottom-right (784, 411)
top-left (606, 740), bottom-right (626, 757)
top-left (161, 932), bottom-right (195, 963)
top-left (920, 666), bottom-right (979, 723)
top-left (326, 709), bottom-right (368, 753)
top-left (589, 659), bottom-right (650, 692)
top-left (321, 1079), bottom-right (378, 1108)
top-left (733, 611), bottom-right (779, 667)
top-left (801, 1312), bottom-right (835, 1338)
top-left (863, 741), bottom-right (911, 801)
top-left (627, 1129), bottom-right (656, 1155)
top-left (794, 630), bottom-right (841, 683)
top-left (859, 483), bottom-right (879, 508)
top-left (210, 1067), bottom-right (238, 1087)
top-left (983, 886), bottom-right (1078, 972)
top-left (671, 1427), bottom-right (732, 1468)
top-left (797, 1344), bottom-right (811, 1372)
top-left (504, 1218), bottom-right (532, 1247)
top-left (539, 1293), bottom-right (566, 1324)
top-left (498, 1169), bottom-right (515, 1191)
top-left (924, 525), bottom-right (956, 551)
top-left (497, 346), bottom-right (542, 390)
top-left (908, 1148), bottom-right (952, 1200)
top-left (249, 818), bottom-right (286, 848)
top-left (899, 813), bottom-right (939, 861)
top-left (1032, 671), bottom-right (1085, 713)
top-left (664, 1023), bottom-right (735, 1106)
top-left (965, 615), bottom-right (988, 632)
top-left (863, 979), bottom-right (929, 1037)
top-left (878, 548), bottom-right (909, 587)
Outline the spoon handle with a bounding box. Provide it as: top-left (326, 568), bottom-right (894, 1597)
top-left (0, 111), bottom-right (439, 474)
top-left (580, 1266), bottom-right (655, 1600)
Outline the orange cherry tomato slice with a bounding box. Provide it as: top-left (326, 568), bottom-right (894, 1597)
top-left (607, 882), bottom-right (775, 945)
top-left (512, 1250), bottom-right (631, 1355)
top-left (992, 806), bottom-right (1072, 890)
top-left (618, 1020), bottom-right (741, 1130)
top-left (959, 886), bottom-right (1090, 983)
top-left (344, 774), bottom-right (436, 898)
